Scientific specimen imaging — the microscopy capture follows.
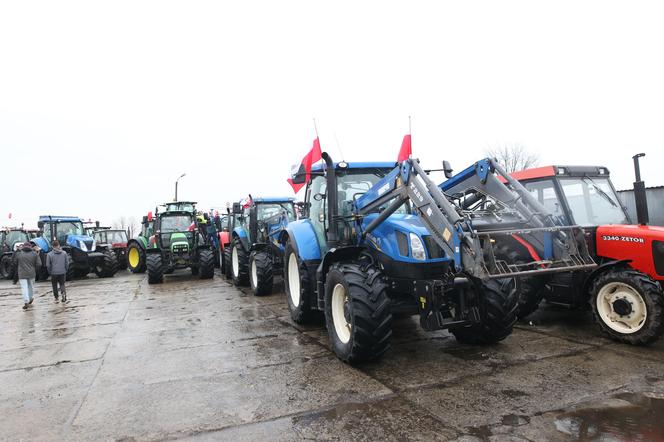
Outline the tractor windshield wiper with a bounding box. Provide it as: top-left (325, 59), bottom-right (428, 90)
top-left (583, 177), bottom-right (618, 208)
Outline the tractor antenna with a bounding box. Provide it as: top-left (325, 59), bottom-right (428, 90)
top-left (334, 131), bottom-right (345, 162)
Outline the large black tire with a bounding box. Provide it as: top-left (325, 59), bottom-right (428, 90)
top-left (324, 262), bottom-right (392, 363)
top-left (66, 253), bottom-right (75, 281)
top-left (223, 247), bottom-right (232, 278)
top-left (198, 248), bottom-right (215, 279)
top-left (249, 250), bottom-right (274, 296)
top-left (95, 250), bottom-right (118, 278)
top-left (127, 243), bottom-right (146, 273)
top-left (146, 253), bottom-right (164, 284)
top-left (589, 268), bottom-right (664, 345)
top-left (284, 241), bottom-right (315, 323)
top-left (495, 245), bottom-right (546, 319)
top-left (0, 254), bottom-right (12, 280)
top-left (230, 237), bottom-right (249, 286)
top-left (452, 278), bottom-right (518, 345)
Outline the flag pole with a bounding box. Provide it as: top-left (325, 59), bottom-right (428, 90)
top-left (408, 115), bottom-right (412, 159)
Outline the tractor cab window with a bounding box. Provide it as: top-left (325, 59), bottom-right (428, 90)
top-left (337, 169), bottom-right (408, 217)
top-left (257, 203), bottom-right (296, 222)
top-left (107, 231), bottom-right (128, 243)
top-left (160, 215), bottom-right (192, 232)
top-left (559, 177), bottom-right (628, 226)
top-left (5, 231), bottom-right (28, 247)
top-left (307, 175), bottom-right (328, 249)
top-left (55, 222), bottom-right (84, 242)
top-left (93, 232), bottom-right (106, 243)
top-left (42, 223), bottom-right (53, 241)
top-left (523, 180), bottom-right (566, 221)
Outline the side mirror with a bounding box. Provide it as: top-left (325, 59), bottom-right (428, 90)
top-left (232, 203), bottom-right (242, 214)
top-left (313, 193), bottom-right (326, 201)
top-left (443, 160), bottom-right (454, 179)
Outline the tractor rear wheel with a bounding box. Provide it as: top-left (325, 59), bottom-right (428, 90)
top-left (324, 262), bottom-right (392, 363)
top-left (198, 249), bottom-right (215, 279)
top-left (223, 247), bottom-right (232, 278)
top-left (590, 268), bottom-right (664, 345)
top-left (146, 253), bottom-right (164, 284)
top-left (284, 241), bottom-right (315, 323)
top-left (95, 250), bottom-right (118, 278)
top-left (230, 237), bottom-right (249, 286)
top-left (127, 243), bottom-right (146, 273)
top-left (249, 250), bottom-right (273, 296)
top-left (0, 254), bottom-right (12, 279)
top-left (452, 278), bottom-right (518, 345)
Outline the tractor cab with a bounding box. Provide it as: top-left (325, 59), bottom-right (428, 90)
top-left (232, 197), bottom-right (297, 245)
top-left (512, 166), bottom-right (630, 227)
top-left (163, 201), bottom-right (197, 214)
top-left (1, 228), bottom-right (30, 253)
top-left (0, 228), bottom-right (31, 279)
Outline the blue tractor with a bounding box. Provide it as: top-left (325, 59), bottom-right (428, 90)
top-left (279, 153), bottom-right (595, 364)
top-left (32, 216), bottom-right (118, 280)
top-left (226, 197), bottom-right (297, 295)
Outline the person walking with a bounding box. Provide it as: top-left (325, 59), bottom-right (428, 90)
top-left (12, 242), bottom-right (41, 310)
top-left (46, 240), bottom-right (69, 303)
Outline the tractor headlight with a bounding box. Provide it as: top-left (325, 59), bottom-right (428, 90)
top-left (409, 233), bottom-right (426, 260)
top-left (91, 240), bottom-right (97, 252)
top-left (79, 240), bottom-right (88, 252)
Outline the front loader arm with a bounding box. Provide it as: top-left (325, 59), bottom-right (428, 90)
top-left (354, 159), bottom-right (486, 277)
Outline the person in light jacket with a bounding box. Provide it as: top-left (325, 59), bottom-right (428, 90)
top-left (46, 240), bottom-right (70, 303)
top-left (12, 242), bottom-right (41, 310)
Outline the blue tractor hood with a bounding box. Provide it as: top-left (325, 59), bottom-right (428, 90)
top-left (66, 234), bottom-right (95, 251)
top-left (360, 213), bottom-right (449, 263)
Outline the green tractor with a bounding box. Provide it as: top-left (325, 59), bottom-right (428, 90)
top-left (145, 202), bottom-right (215, 284)
top-left (127, 202), bottom-right (197, 274)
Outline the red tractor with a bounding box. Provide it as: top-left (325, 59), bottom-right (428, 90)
top-left (513, 154), bottom-right (664, 345)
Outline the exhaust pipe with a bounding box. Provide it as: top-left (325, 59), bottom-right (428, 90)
top-left (632, 153), bottom-right (649, 225)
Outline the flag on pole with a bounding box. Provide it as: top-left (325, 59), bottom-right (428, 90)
top-left (288, 137), bottom-right (322, 193)
top-left (397, 134), bottom-right (411, 162)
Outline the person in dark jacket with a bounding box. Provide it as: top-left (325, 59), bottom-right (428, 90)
top-left (46, 240), bottom-right (70, 303)
top-left (12, 242), bottom-right (41, 310)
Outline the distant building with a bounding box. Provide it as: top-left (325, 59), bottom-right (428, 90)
top-left (617, 186), bottom-right (664, 226)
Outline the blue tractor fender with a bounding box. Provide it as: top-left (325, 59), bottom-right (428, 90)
top-left (32, 237), bottom-right (50, 253)
top-left (281, 220), bottom-right (322, 262)
top-left (232, 227), bottom-right (250, 252)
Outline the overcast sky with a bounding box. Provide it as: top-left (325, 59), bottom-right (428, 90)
top-left (1, 1), bottom-right (663, 229)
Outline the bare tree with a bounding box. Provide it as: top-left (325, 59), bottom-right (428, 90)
top-left (112, 216), bottom-right (139, 238)
top-left (485, 143), bottom-right (539, 173)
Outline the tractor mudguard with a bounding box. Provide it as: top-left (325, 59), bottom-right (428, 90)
top-left (316, 246), bottom-right (365, 283)
top-left (32, 237), bottom-right (50, 253)
top-left (284, 220), bottom-right (321, 262)
top-left (582, 259), bottom-right (632, 294)
top-left (233, 228), bottom-right (249, 251)
top-left (130, 237), bottom-right (148, 250)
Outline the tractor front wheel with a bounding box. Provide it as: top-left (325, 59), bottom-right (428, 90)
top-left (146, 253), bottom-right (164, 284)
top-left (95, 250), bottom-right (118, 278)
top-left (324, 262), bottom-right (392, 363)
top-left (127, 243), bottom-right (146, 273)
top-left (452, 278), bottom-right (518, 345)
top-left (590, 268), bottom-right (664, 345)
top-left (249, 250), bottom-right (273, 296)
top-left (66, 253), bottom-right (75, 281)
top-left (284, 242), bottom-right (315, 323)
top-left (230, 237), bottom-right (249, 286)
top-left (0, 254), bottom-right (12, 279)
top-left (198, 249), bottom-right (215, 279)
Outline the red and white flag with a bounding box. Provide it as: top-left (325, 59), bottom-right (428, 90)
top-left (288, 137), bottom-right (322, 193)
top-left (397, 134), bottom-right (412, 162)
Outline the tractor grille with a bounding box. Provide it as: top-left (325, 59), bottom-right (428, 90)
top-left (422, 235), bottom-right (445, 259)
top-left (172, 243), bottom-right (189, 254)
top-left (396, 231), bottom-right (409, 256)
top-left (84, 240), bottom-right (94, 250)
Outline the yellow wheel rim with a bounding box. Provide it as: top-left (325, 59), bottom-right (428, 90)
top-left (128, 247), bottom-right (140, 268)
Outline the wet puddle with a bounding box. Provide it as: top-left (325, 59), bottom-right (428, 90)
top-left (554, 393), bottom-right (664, 441)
